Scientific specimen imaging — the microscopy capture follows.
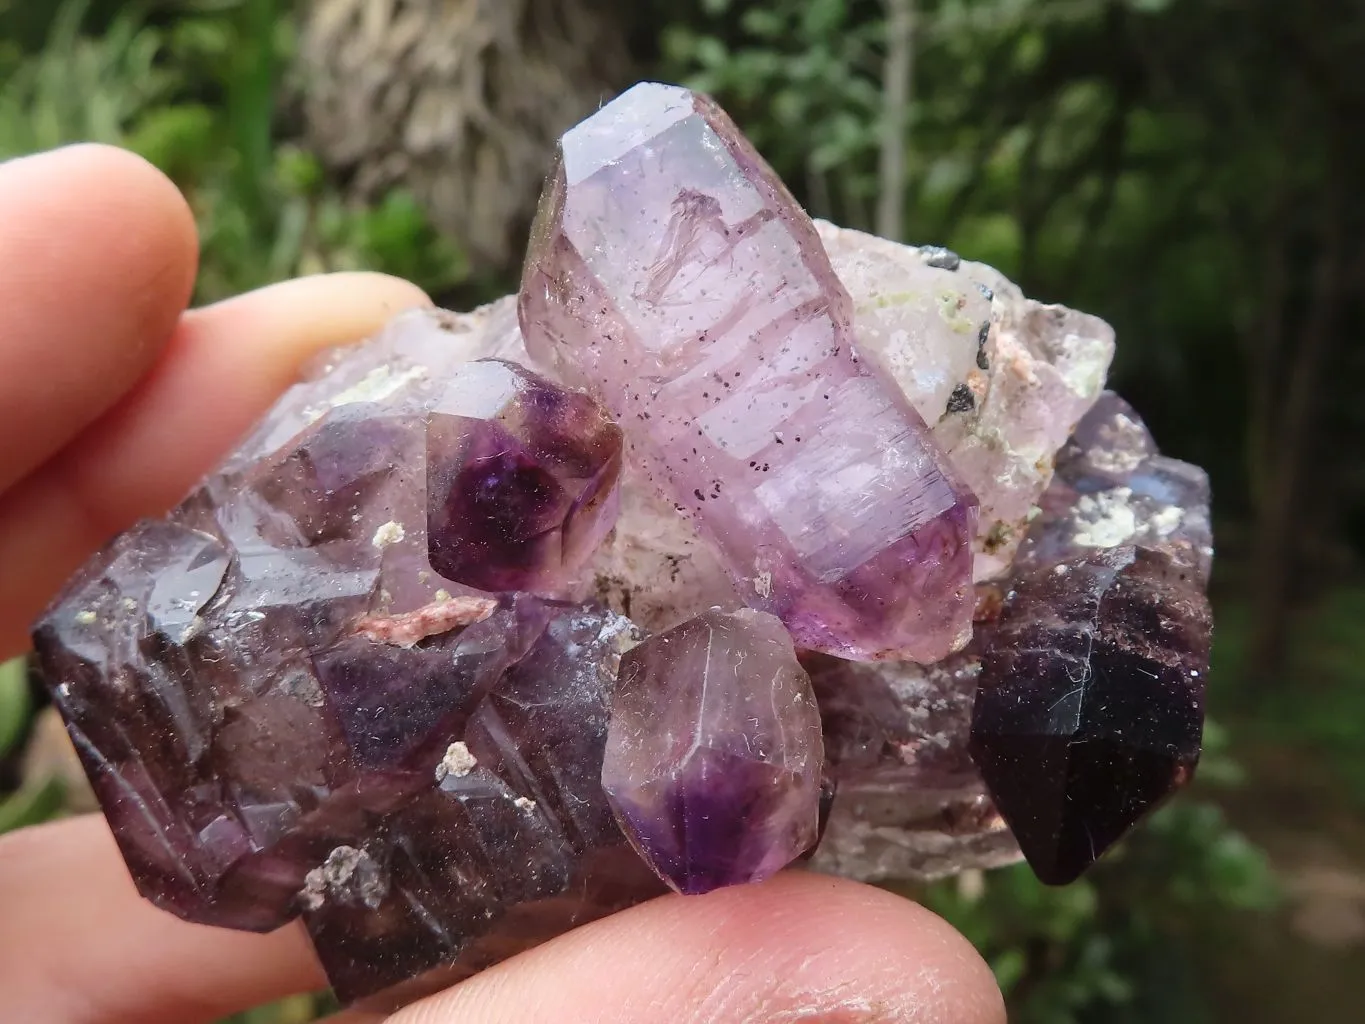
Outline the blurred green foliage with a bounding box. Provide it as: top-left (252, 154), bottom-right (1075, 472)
top-left (1214, 585), bottom-right (1365, 810)
top-left (918, 719), bottom-right (1278, 1024)
top-left (0, 659), bottom-right (64, 833)
top-left (928, 803), bottom-right (1277, 1024)
top-left (0, 0), bottom-right (466, 304)
top-left (0, 660), bottom-right (65, 835)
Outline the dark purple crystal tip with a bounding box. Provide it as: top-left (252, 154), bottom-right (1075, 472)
top-left (968, 394), bottom-right (1213, 884)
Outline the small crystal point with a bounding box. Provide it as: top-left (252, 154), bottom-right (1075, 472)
top-left (969, 548), bottom-right (1208, 884)
top-left (520, 82), bottom-right (976, 662)
top-left (601, 608), bottom-right (824, 894)
top-left (426, 359), bottom-right (623, 594)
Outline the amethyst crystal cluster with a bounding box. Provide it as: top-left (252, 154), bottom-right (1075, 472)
top-left (32, 83), bottom-right (1213, 1005)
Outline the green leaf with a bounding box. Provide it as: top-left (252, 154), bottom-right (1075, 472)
top-left (0, 776), bottom-right (64, 834)
top-left (126, 103), bottom-right (216, 182)
top-left (0, 658), bottom-right (30, 758)
top-left (992, 947), bottom-right (1028, 993)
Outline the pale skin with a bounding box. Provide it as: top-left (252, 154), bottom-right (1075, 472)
top-left (0, 145), bottom-right (1007, 1024)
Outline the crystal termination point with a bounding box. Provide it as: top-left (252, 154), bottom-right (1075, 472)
top-left (602, 608), bottom-right (824, 894)
top-left (520, 82), bottom-right (977, 662)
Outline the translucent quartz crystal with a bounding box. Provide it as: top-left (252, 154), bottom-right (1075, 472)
top-left (601, 608), bottom-right (823, 893)
top-left (520, 82), bottom-right (977, 662)
top-left (816, 222), bottom-right (1115, 581)
top-left (952, 297), bottom-right (1115, 581)
top-left (968, 393), bottom-right (1213, 884)
top-left (814, 225), bottom-right (991, 425)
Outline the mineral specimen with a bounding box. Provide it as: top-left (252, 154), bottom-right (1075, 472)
top-left (28, 81), bottom-right (1215, 1008)
top-left (520, 82), bottom-right (977, 663)
top-left (602, 608), bottom-right (823, 893)
top-left (968, 394), bottom-right (1213, 884)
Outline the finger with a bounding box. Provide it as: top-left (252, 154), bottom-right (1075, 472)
top-left (0, 272), bottom-right (430, 659)
top-left (387, 871), bottom-right (1004, 1024)
top-left (0, 825), bottom-right (1003, 1024)
top-left (0, 145), bottom-right (198, 494)
top-left (0, 815), bottom-right (326, 1024)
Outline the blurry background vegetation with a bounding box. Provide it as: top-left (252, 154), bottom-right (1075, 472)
top-left (2, 1), bottom-right (1363, 1021)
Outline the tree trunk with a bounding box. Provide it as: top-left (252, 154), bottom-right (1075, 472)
top-left (876, 0), bottom-right (914, 242)
top-left (1247, 153), bottom-right (1350, 683)
top-left (298, 0), bottom-right (633, 277)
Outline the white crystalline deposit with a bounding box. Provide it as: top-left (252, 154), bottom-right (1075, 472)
top-left (817, 221), bottom-right (1116, 582)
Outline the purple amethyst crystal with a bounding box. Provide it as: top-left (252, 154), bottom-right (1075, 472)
top-left (968, 393), bottom-right (1213, 884)
top-left (520, 82), bottom-right (977, 663)
top-left (425, 359), bottom-right (622, 594)
top-left (301, 605), bottom-right (664, 1002)
top-left (33, 531), bottom-right (661, 1004)
top-left (311, 595), bottom-right (550, 772)
top-left (29, 308), bottom-right (648, 1002)
top-left (601, 608), bottom-right (823, 894)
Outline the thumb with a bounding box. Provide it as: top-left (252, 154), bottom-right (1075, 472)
top-left (365, 871), bottom-right (1004, 1024)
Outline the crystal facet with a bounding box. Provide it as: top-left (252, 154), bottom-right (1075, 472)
top-left (301, 605), bottom-right (664, 1002)
top-left (520, 82), bottom-right (977, 662)
top-left (968, 394), bottom-right (1212, 884)
top-left (601, 608), bottom-right (823, 894)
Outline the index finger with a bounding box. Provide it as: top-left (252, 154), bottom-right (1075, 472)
top-left (0, 145), bottom-right (198, 494)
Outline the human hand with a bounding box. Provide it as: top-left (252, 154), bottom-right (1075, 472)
top-left (0, 145), bottom-right (1005, 1024)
